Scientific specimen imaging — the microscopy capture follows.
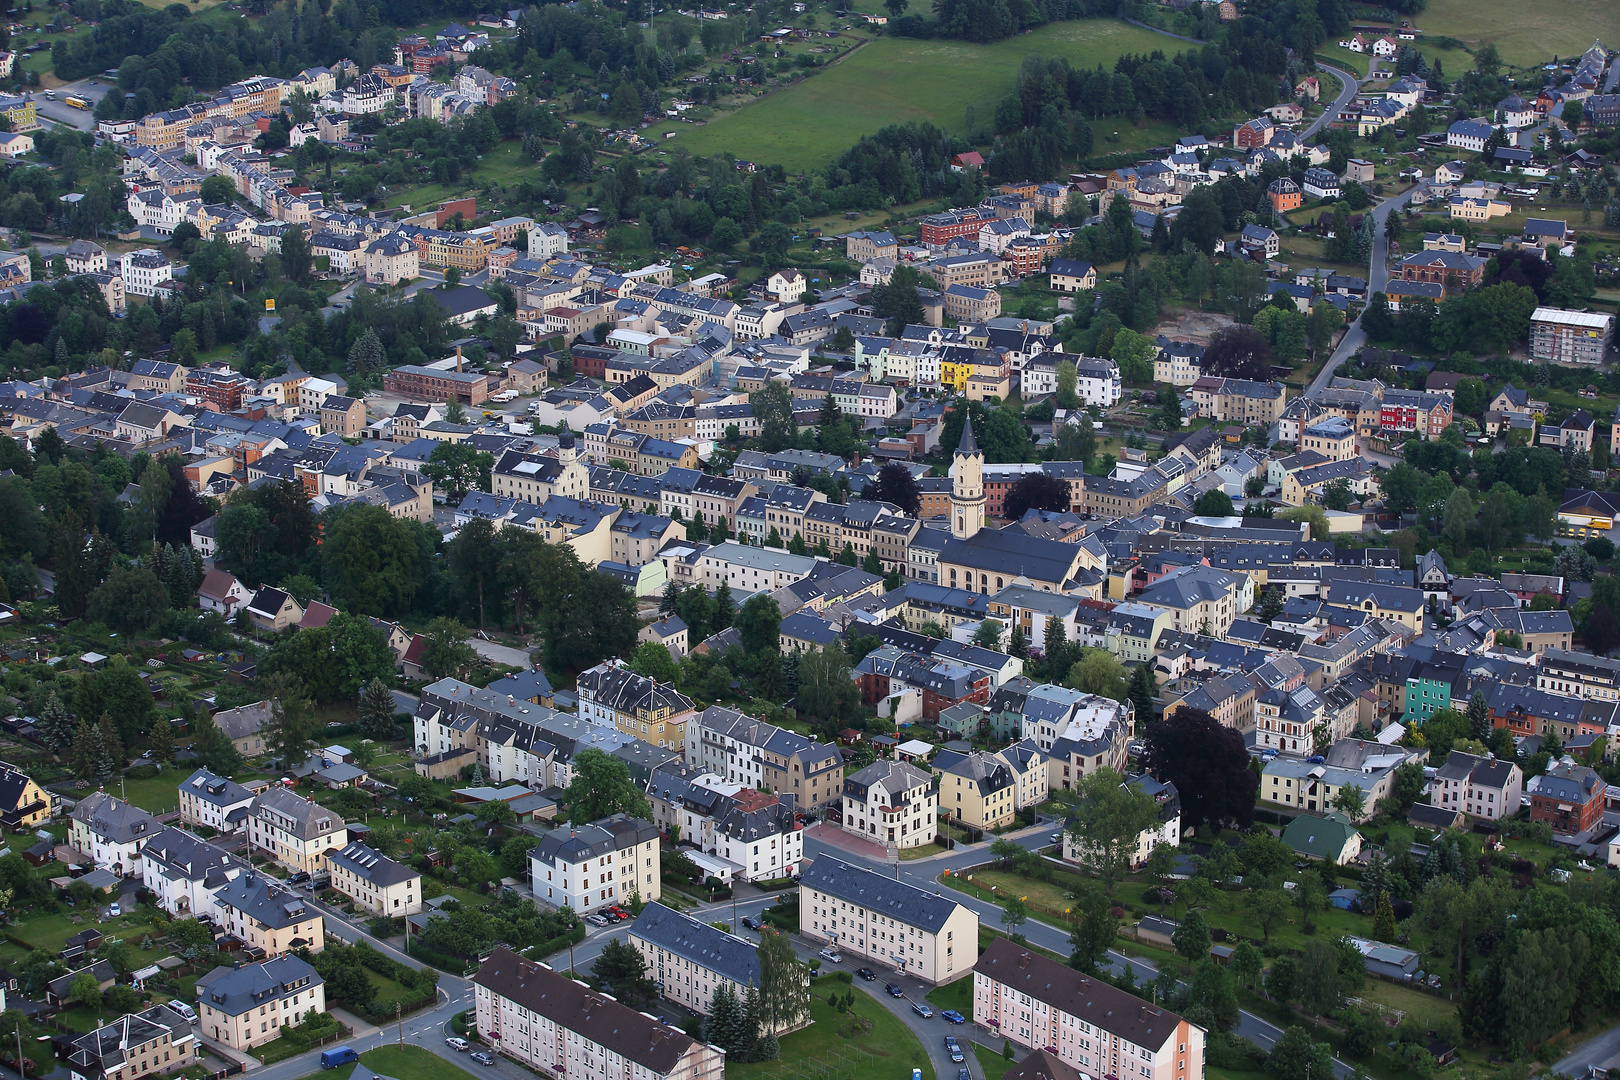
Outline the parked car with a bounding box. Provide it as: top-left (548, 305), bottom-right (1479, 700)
top-left (586, 914), bottom-right (610, 927)
top-left (108, 903), bottom-right (120, 917)
top-left (885, 983), bottom-right (904, 998)
top-left (855, 968), bottom-right (876, 981)
top-left (608, 906), bottom-right (630, 920)
top-left (469, 1052), bottom-right (495, 1065)
top-left (912, 1002), bottom-right (933, 1019)
top-left (942, 1010), bottom-right (966, 1024)
top-left (1050, 831), bottom-right (1063, 843)
top-left (445, 1037), bottom-right (470, 1051)
top-left (168, 1001), bottom-right (197, 1023)
top-left (818, 947), bottom-right (842, 962)
top-left (945, 1037), bottom-right (964, 1063)
top-left (741, 916), bottom-right (761, 930)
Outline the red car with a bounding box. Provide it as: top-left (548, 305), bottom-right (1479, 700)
top-left (608, 906), bottom-right (631, 921)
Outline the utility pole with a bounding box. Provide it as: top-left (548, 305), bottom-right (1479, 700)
top-left (731, 890), bottom-right (738, 934)
top-left (396, 1003), bottom-right (402, 1046)
top-left (17, 1020), bottom-right (24, 1080)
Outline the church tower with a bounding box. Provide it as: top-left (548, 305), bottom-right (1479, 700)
top-left (951, 415), bottom-right (986, 540)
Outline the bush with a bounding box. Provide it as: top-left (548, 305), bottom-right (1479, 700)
top-left (1207, 1033), bottom-right (1267, 1071)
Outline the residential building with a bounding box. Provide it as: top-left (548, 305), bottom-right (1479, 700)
top-left (1048, 259), bottom-right (1096, 293)
top-left (212, 700), bottom-right (273, 757)
top-left (931, 748), bottom-right (1019, 829)
top-left (119, 249), bottom-right (173, 296)
top-left (841, 759), bottom-right (937, 850)
top-left (0, 761), bottom-right (50, 830)
top-left (576, 661), bottom-right (697, 752)
top-left (247, 785), bottom-right (348, 875)
top-left (64, 1003), bottom-right (201, 1080)
top-left (177, 768), bottom-right (255, 834)
top-left (1136, 565), bottom-right (1252, 638)
top-left (974, 937), bottom-right (1206, 1080)
top-left (528, 813), bottom-right (661, 914)
top-left (1280, 812), bottom-right (1363, 864)
top-left (629, 902), bottom-right (809, 1032)
top-left (1430, 752), bottom-right (1523, 822)
top-left (69, 792), bottom-right (157, 879)
top-left (1530, 307), bottom-right (1614, 365)
top-left (1530, 762), bottom-right (1607, 834)
top-left (213, 873), bottom-right (324, 957)
top-left (472, 947), bottom-right (725, 1080)
top-left (139, 826), bottom-right (250, 920)
top-left (324, 840), bottom-right (422, 916)
top-left (1061, 773), bottom-right (1180, 868)
top-left (244, 586), bottom-right (303, 633)
top-left (799, 855), bottom-right (978, 983)
top-left (194, 955), bottom-right (326, 1052)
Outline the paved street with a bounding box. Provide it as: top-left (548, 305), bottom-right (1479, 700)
top-left (1302, 65), bottom-right (1360, 142)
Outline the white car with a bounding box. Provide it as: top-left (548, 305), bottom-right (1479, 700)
top-left (818, 948), bottom-right (843, 963)
top-left (168, 1001), bottom-right (197, 1023)
top-left (108, 903), bottom-right (121, 917)
top-left (446, 1037), bottom-right (470, 1051)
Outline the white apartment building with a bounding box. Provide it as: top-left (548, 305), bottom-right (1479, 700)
top-left (630, 901), bottom-right (809, 1032)
top-left (1430, 751), bottom-right (1523, 822)
top-left (1074, 356), bottom-right (1123, 407)
top-left (472, 947), bottom-right (725, 1080)
top-left (324, 840), bottom-right (423, 916)
top-left (974, 937), bottom-right (1207, 1080)
top-left (69, 792), bottom-right (157, 879)
top-left (246, 785), bottom-right (348, 875)
top-left (177, 768), bottom-right (256, 834)
top-left (528, 814), bottom-right (661, 914)
top-left (799, 855), bottom-right (978, 984)
top-left (119, 249), bottom-right (173, 297)
top-left (840, 759), bottom-right (937, 850)
top-left (694, 541), bottom-right (818, 592)
top-left (139, 826), bottom-right (250, 920)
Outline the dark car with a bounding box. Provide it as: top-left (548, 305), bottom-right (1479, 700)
top-left (959, 1071), bottom-right (972, 1080)
top-left (942, 1010), bottom-right (967, 1024)
top-left (856, 968), bottom-right (876, 981)
top-left (741, 916), bottom-right (761, 931)
top-left (469, 1052), bottom-right (495, 1066)
top-left (885, 983), bottom-right (904, 998)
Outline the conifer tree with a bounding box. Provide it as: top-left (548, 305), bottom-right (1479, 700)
top-left (70, 720), bottom-right (97, 783)
top-left (706, 984), bottom-right (746, 1054)
top-left (358, 678), bottom-right (397, 741)
top-left (1372, 891), bottom-right (1397, 943)
top-left (95, 713), bottom-right (122, 784)
top-left (35, 690), bottom-right (74, 754)
top-left (191, 702), bottom-right (243, 776)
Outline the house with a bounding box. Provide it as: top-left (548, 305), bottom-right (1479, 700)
top-left (1234, 118), bottom-right (1274, 148)
top-left (1048, 259), bottom-right (1096, 293)
top-left (1429, 752), bottom-right (1522, 822)
top-left (1530, 762), bottom-right (1606, 834)
top-left (799, 855), bottom-right (978, 983)
top-left (195, 955), bottom-right (325, 1052)
top-left (1447, 120), bottom-right (1495, 153)
top-left (0, 761), bottom-right (50, 830)
top-left (178, 768), bottom-right (255, 834)
top-left (212, 700), bottom-right (274, 757)
top-left (630, 902), bottom-right (808, 1033)
top-left (324, 840), bottom-right (422, 916)
top-left (1267, 177), bottom-right (1302, 212)
top-left (213, 872), bottom-right (324, 958)
top-left (1280, 811), bottom-right (1363, 864)
top-left (1239, 224), bottom-right (1280, 259)
top-left (247, 785), bottom-right (348, 874)
top-left (842, 759), bottom-right (936, 849)
top-left (1302, 168), bottom-right (1341, 200)
top-left (576, 660), bottom-right (697, 752)
top-left (139, 825), bottom-right (250, 920)
top-left (973, 937), bottom-right (1206, 1079)
top-left (69, 792), bottom-right (157, 879)
top-left (931, 748), bottom-right (1020, 829)
top-left (528, 813), bottom-right (661, 915)
top-left (64, 1003), bottom-right (201, 1080)
top-left (244, 586), bottom-right (303, 633)
top-left (472, 947), bottom-right (725, 1080)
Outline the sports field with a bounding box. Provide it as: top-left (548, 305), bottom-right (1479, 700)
top-left (1417, 0), bottom-right (1620, 69)
top-left (652, 18), bottom-right (1175, 173)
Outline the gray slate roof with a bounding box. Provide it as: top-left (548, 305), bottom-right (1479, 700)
top-left (629, 901), bottom-right (760, 986)
top-left (798, 855), bottom-right (966, 933)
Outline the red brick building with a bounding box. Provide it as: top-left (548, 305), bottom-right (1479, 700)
top-left (1529, 762), bottom-right (1606, 834)
top-left (919, 207), bottom-right (997, 247)
top-left (1398, 250), bottom-right (1487, 292)
top-left (380, 364), bottom-right (490, 405)
top-left (185, 369), bottom-right (252, 411)
top-left (1234, 118), bottom-right (1274, 148)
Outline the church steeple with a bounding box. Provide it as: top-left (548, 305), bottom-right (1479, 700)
top-left (951, 412), bottom-right (985, 542)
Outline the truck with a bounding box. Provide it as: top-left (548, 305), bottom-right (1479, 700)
top-left (321, 1047), bottom-right (359, 1069)
top-left (64, 96), bottom-right (91, 110)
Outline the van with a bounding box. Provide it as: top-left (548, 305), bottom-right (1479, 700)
top-left (321, 1047), bottom-right (360, 1069)
top-left (168, 1001), bottom-right (198, 1023)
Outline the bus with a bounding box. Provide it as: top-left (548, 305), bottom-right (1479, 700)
top-left (63, 96), bottom-right (90, 110)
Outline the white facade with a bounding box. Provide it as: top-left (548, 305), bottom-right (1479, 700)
top-left (840, 760), bottom-right (937, 850)
top-left (1074, 357), bottom-right (1123, 407)
top-left (119, 249), bottom-right (173, 297)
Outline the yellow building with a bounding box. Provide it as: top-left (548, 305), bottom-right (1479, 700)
top-left (324, 840), bottom-right (423, 916)
top-left (213, 874), bottom-right (325, 958)
top-left (933, 748), bottom-right (1020, 829)
top-left (576, 661), bottom-right (696, 752)
top-left (0, 761), bottom-right (51, 829)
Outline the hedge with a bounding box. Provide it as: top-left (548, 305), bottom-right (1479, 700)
top-left (529, 923), bottom-right (587, 961)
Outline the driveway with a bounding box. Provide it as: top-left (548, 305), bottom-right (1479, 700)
top-left (469, 638), bottom-right (532, 668)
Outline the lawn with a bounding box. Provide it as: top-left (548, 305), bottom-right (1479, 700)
top-left (1358, 976), bottom-right (1458, 1030)
top-left (727, 980), bottom-right (930, 1080)
top-left (899, 842), bottom-right (946, 860)
top-left (925, 975), bottom-right (974, 1020)
top-left (90, 766), bottom-right (192, 815)
top-left (318, 1046), bottom-right (484, 1080)
top-left (658, 19), bottom-right (1178, 173)
top-left (1416, 0), bottom-right (1620, 69)
top-left (973, 1041), bottom-right (1020, 1080)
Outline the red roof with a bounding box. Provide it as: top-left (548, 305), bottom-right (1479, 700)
top-left (954, 152), bottom-right (985, 167)
top-left (299, 600), bottom-right (339, 629)
top-left (402, 633), bottom-right (428, 667)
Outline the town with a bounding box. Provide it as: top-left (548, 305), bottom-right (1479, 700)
top-left (0, 3), bottom-right (1614, 1080)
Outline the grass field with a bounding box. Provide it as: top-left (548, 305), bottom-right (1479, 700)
top-left (320, 1046), bottom-right (484, 1080)
top-left (653, 19), bottom-right (1177, 173)
top-left (728, 980), bottom-right (929, 1080)
top-left (1416, 0), bottom-right (1620, 69)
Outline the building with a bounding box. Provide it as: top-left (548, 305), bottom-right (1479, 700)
top-left (319, 395), bottom-right (367, 437)
top-left (629, 902), bottom-right (809, 1033)
top-left (211, 700), bottom-right (273, 757)
top-left (69, 792), bottom-right (157, 879)
top-left (64, 1003), bottom-right (201, 1080)
top-left (1061, 773), bottom-right (1180, 868)
top-left (244, 586), bottom-right (303, 633)
top-left (1430, 752), bottom-right (1522, 822)
top-left (381, 363), bottom-right (490, 405)
top-left (932, 748), bottom-right (1020, 829)
top-left (528, 813), bottom-right (661, 914)
top-left (841, 759), bottom-right (937, 850)
top-left (212, 873), bottom-right (324, 957)
top-left (119, 249), bottom-right (173, 297)
top-left (177, 768), bottom-right (256, 834)
top-left (1280, 812), bottom-right (1363, 864)
top-left (799, 855), bottom-right (978, 983)
top-left (1048, 260), bottom-right (1097, 293)
top-left (364, 234), bottom-right (419, 285)
top-left (973, 936), bottom-right (1206, 1080)
top-left (194, 955), bottom-right (325, 1052)
top-left (0, 761), bottom-right (50, 830)
top-left (1530, 762), bottom-right (1607, 834)
top-left (322, 840), bottom-right (421, 916)
top-left (472, 947), bottom-right (725, 1080)
top-left (139, 825), bottom-right (250, 920)
top-left (576, 661), bottom-right (696, 752)
top-left (1267, 177), bottom-right (1302, 212)
top-left (247, 785), bottom-right (348, 875)
top-left (1530, 307), bottom-right (1614, 365)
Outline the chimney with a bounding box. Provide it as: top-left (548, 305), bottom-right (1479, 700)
top-left (456, 345), bottom-right (463, 373)
top-left (1019, 952), bottom-right (1031, 968)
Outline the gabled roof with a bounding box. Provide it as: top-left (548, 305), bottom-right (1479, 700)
top-left (798, 855), bottom-right (967, 933)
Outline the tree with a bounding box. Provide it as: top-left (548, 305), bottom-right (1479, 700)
top-left (973, 619), bottom-right (1003, 650)
top-left (755, 381), bottom-right (795, 452)
top-left (756, 928), bottom-right (810, 1034)
top-left (85, 566), bottom-right (169, 635)
top-left (320, 504), bottom-right (424, 618)
top-left (1330, 784), bottom-right (1367, 820)
top-left (563, 748), bottom-right (652, 825)
top-left (1064, 768), bottom-right (1161, 885)
top-left (1185, 960), bottom-right (1239, 1034)
top-left (1586, 603), bottom-right (1620, 655)
top-left (1001, 895), bottom-right (1029, 937)
top-left (628, 641), bottom-right (681, 685)
top-left (425, 442), bottom-right (496, 500)
top-left (1173, 909), bottom-right (1211, 964)
top-left (1200, 325), bottom-right (1274, 380)
top-left (869, 463), bottom-right (922, 517)
top-left (1065, 649), bottom-right (1127, 700)
top-left (1142, 708), bottom-right (1257, 829)
top-left (735, 595), bottom-right (783, 655)
top-left (419, 618), bottom-right (479, 680)
top-left (706, 983), bottom-right (750, 1056)
top-left (1372, 891), bottom-right (1398, 942)
top-left (1068, 886), bottom-right (1116, 974)
top-left (1297, 937), bottom-right (1350, 1020)
top-left (67, 971), bottom-right (101, 1009)
top-left (1245, 884), bottom-right (1289, 943)
top-left (358, 678), bottom-right (397, 742)
top-left (1265, 1027), bottom-right (1331, 1080)
top-left (258, 671), bottom-right (314, 767)
top-left (190, 702), bottom-right (243, 775)
top-left (1193, 489), bottom-right (1236, 517)
top-left (798, 644), bottom-right (858, 728)
top-left (1230, 942), bottom-right (1263, 990)
top-left (1004, 471), bottom-right (1071, 519)
top-left (590, 939), bottom-right (656, 1008)
top-left (34, 690), bottom-right (72, 755)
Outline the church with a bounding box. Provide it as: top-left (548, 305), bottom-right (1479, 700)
top-left (935, 417), bottom-right (1101, 595)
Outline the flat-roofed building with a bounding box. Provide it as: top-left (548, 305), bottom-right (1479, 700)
top-left (1530, 307), bottom-right (1614, 365)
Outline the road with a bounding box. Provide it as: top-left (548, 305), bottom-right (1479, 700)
top-left (1303, 182), bottom-right (1424, 400)
top-left (1303, 65), bottom-right (1360, 141)
top-left (1554, 1020), bottom-right (1620, 1078)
